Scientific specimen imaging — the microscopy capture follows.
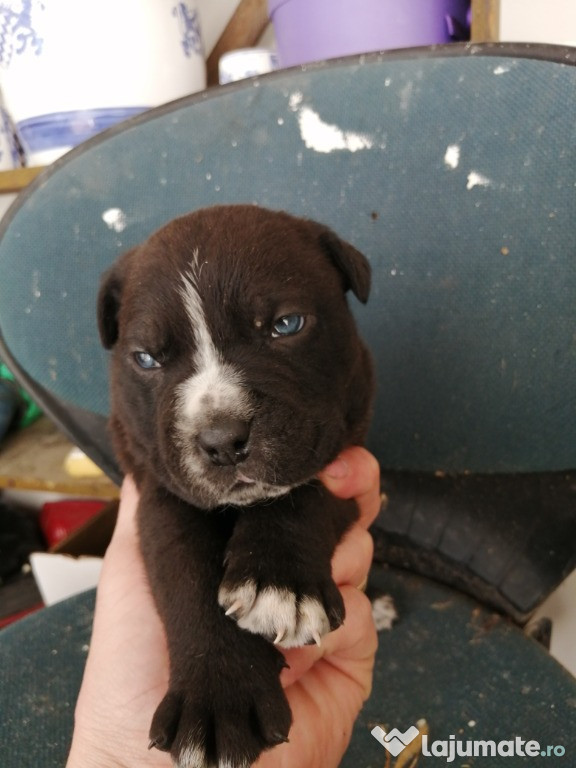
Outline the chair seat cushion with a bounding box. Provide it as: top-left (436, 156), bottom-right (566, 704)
top-left (1, 567), bottom-right (574, 767)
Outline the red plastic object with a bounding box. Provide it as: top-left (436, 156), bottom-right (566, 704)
top-left (40, 500), bottom-right (107, 548)
top-left (0, 604), bottom-right (43, 629)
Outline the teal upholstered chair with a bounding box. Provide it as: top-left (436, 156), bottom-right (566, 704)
top-left (1, 43), bottom-right (575, 766)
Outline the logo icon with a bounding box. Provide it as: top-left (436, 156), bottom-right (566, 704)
top-left (371, 724), bottom-right (420, 757)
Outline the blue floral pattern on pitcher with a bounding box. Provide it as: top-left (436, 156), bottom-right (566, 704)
top-left (0, 0), bottom-right (44, 67)
top-left (172, 2), bottom-right (203, 58)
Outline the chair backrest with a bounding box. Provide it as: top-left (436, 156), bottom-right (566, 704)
top-left (1, 42), bottom-right (575, 482)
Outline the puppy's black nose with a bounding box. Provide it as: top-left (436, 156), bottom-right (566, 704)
top-left (197, 418), bottom-right (251, 466)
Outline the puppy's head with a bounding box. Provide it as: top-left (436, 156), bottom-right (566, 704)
top-left (98, 205), bottom-right (374, 508)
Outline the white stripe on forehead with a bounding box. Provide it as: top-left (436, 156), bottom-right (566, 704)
top-left (180, 250), bottom-right (214, 370)
top-left (177, 256), bottom-right (252, 424)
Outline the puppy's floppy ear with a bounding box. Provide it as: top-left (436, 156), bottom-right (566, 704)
top-left (315, 225), bottom-right (371, 304)
top-left (97, 263), bottom-right (124, 350)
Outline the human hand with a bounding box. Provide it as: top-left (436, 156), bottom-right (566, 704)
top-left (66, 446), bottom-right (380, 768)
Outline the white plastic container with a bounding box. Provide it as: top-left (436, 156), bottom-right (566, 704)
top-left (219, 48), bottom-right (278, 84)
top-left (0, 0), bottom-right (206, 165)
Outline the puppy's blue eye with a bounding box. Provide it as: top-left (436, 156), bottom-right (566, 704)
top-left (271, 314), bottom-right (305, 338)
top-left (134, 351), bottom-right (162, 369)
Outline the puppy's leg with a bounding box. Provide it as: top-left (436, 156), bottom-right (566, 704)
top-left (138, 482), bottom-right (291, 768)
top-left (219, 482), bottom-right (358, 648)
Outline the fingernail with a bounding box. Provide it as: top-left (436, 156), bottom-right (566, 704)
top-left (323, 457), bottom-right (349, 479)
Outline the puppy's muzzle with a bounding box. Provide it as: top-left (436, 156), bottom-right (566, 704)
top-left (197, 417), bottom-right (251, 467)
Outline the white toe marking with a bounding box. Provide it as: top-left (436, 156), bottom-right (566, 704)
top-left (219, 580), bottom-right (331, 648)
top-left (177, 741), bottom-right (210, 768)
top-left (219, 761), bottom-right (250, 768)
top-left (177, 737), bottom-right (250, 768)
top-left (219, 580), bottom-right (258, 617)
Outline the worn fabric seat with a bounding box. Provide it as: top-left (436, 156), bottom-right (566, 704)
top-left (1, 42), bottom-right (575, 766)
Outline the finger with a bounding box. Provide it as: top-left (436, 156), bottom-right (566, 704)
top-left (100, 476), bottom-right (141, 576)
top-left (318, 446), bottom-right (381, 529)
top-left (279, 587), bottom-right (377, 689)
top-left (110, 475), bottom-right (139, 540)
top-left (321, 585), bottom-right (377, 668)
top-left (331, 525), bottom-right (374, 588)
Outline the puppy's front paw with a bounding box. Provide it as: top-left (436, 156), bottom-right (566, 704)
top-left (149, 637), bottom-right (291, 768)
top-left (218, 577), bottom-right (344, 648)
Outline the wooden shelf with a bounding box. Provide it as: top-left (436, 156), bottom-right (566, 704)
top-left (0, 417), bottom-right (119, 498)
top-left (0, 167), bottom-right (45, 194)
top-left (471, 0), bottom-right (500, 42)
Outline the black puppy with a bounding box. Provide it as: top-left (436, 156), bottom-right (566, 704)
top-left (98, 205), bottom-right (374, 768)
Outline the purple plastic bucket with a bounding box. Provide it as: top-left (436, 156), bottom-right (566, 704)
top-left (269, 0), bottom-right (470, 67)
